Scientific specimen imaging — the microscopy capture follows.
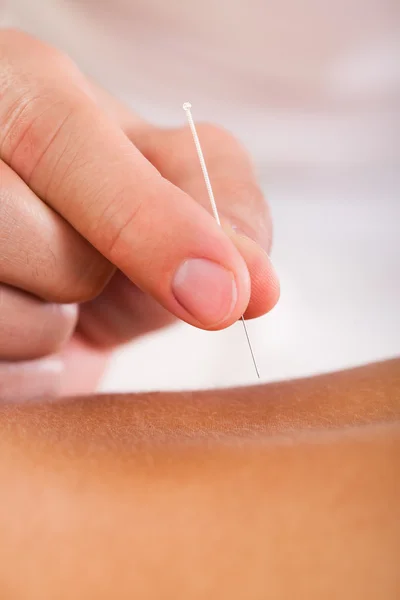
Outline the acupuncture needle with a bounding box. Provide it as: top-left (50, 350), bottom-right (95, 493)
top-left (183, 102), bottom-right (260, 379)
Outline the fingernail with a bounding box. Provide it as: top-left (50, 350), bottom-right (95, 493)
top-left (225, 219), bottom-right (271, 254)
top-left (59, 303), bottom-right (79, 318)
top-left (172, 258), bottom-right (237, 327)
top-left (0, 358), bottom-right (64, 403)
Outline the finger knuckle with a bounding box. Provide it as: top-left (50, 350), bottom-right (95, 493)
top-left (33, 241), bottom-right (114, 305)
top-left (0, 32), bottom-right (87, 184)
top-left (195, 121), bottom-right (243, 150)
top-left (0, 87), bottom-right (79, 184)
top-left (52, 263), bottom-right (114, 304)
top-left (0, 28), bottom-right (35, 49)
top-left (182, 121), bottom-right (250, 172)
top-left (30, 304), bottom-right (78, 358)
top-left (0, 28), bottom-right (75, 69)
top-left (44, 303), bottom-right (78, 353)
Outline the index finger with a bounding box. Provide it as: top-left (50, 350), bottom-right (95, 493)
top-left (0, 30), bottom-right (250, 330)
top-left (128, 122), bottom-right (279, 319)
top-left (92, 83), bottom-right (279, 320)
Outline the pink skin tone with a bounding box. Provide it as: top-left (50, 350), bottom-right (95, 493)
top-left (0, 30), bottom-right (279, 400)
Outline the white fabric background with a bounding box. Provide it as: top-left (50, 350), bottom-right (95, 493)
top-left (1, 0), bottom-right (399, 390)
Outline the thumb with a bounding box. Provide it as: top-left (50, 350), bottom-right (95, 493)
top-left (130, 122), bottom-right (280, 319)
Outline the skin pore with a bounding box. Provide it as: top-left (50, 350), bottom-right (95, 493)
top-left (0, 358), bottom-right (399, 599)
top-left (0, 29), bottom-right (398, 599)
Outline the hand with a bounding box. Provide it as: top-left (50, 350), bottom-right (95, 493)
top-left (0, 30), bottom-right (279, 399)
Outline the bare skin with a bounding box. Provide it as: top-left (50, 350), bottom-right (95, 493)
top-left (0, 29), bottom-right (278, 399)
top-left (1, 29), bottom-right (397, 600)
top-left (0, 358), bottom-right (399, 599)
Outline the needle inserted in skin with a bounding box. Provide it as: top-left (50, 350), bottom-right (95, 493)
top-left (183, 102), bottom-right (260, 379)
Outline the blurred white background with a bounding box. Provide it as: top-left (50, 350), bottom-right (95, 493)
top-left (2, 0), bottom-right (399, 391)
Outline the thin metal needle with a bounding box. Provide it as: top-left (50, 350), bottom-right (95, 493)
top-left (241, 317), bottom-right (260, 378)
top-left (183, 102), bottom-right (260, 379)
